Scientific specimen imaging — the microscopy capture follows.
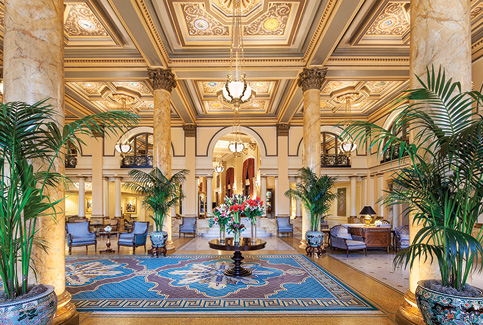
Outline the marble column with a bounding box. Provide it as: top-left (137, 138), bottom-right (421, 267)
top-left (148, 68), bottom-right (176, 249)
top-left (274, 177), bottom-right (279, 217)
top-left (397, 1), bottom-right (472, 324)
top-left (297, 68), bottom-right (326, 245)
top-left (260, 176), bottom-right (267, 216)
top-left (78, 177), bottom-right (86, 217)
top-left (393, 203), bottom-right (400, 229)
top-left (377, 174), bottom-right (384, 218)
top-left (206, 176), bottom-right (213, 215)
top-left (3, 0), bottom-right (77, 322)
top-left (91, 133), bottom-right (104, 219)
top-left (103, 177), bottom-right (110, 218)
top-left (114, 177), bottom-right (122, 218)
top-left (277, 124), bottom-right (290, 217)
top-left (350, 176), bottom-right (357, 217)
top-left (368, 174), bottom-right (374, 208)
top-left (361, 176), bottom-right (367, 209)
top-left (183, 125), bottom-right (197, 217)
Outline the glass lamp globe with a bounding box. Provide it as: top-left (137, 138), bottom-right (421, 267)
top-left (115, 143), bottom-right (132, 154)
top-left (340, 142), bottom-right (357, 153)
top-left (214, 165), bottom-right (224, 173)
top-left (228, 141), bottom-right (244, 153)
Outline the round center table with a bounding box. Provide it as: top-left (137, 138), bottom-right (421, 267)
top-left (208, 238), bottom-right (266, 277)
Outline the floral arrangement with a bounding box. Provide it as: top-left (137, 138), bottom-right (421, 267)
top-left (243, 197), bottom-right (265, 224)
top-left (227, 201), bottom-right (246, 234)
top-left (208, 204), bottom-right (231, 228)
top-left (374, 220), bottom-right (382, 227)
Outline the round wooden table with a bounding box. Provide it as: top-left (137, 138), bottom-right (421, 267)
top-left (208, 238), bottom-right (266, 277)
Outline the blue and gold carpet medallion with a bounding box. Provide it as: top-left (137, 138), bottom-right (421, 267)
top-left (65, 255), bottom-right (378, 314)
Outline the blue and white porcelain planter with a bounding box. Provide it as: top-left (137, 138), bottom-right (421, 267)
top-left (416, 280), bottom-right (483, 324)
top-left (0, 284), bottom-right (57, 325)
top-left (150, 231), bottom-right (168, 248)
top-left (306, 230), bottom-right (323, 248)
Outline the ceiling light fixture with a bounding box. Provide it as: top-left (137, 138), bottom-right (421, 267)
top-left (213, 156), bottom-right (225, 173)
top-left (338, 94), bottom-right (358, 154)
top-left (221, 0), bottom-right (253, 108)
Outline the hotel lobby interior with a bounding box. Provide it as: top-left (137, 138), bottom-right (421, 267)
top-left (1, 0), bottom-right (483, 324)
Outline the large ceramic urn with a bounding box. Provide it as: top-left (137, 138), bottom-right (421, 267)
top-left (306, 230), bottom-right (323, 247)
top-left (150, 231), bottom-right (168, 248)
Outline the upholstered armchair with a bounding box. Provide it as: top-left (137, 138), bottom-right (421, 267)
top-left (179, 217), bottom-right (197, 237)
top-left (395, 225), bottom-right (410, 252)
top-left (66, 221), bottom-right (97, 255)
top-left (118, 221), bottom-right (150, 254)
top-left (276, 217), bottom-right (293, 236)
top-left (330, 225), bottom-right (367, 257)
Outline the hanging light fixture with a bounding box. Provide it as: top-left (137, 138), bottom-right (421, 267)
top-left (338, 94), bottom-right (357, 154)
top-left (228, 107), bottom-right (245, 154)
top-left (221, 0), bottom-right (253, 108)
top-left (213, 156), bottom-right (225, 173)
top-left (115, 96), bottom-right (133, 156)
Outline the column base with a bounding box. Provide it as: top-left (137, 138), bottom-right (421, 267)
top-left (166, 240), bottom-right (175, 251)
top-left (54, 291), bottom-right (78, 325)
top-left (299, 239), bottom-right (307, 249)
top-left (395, 291), bottom-right (424, 325)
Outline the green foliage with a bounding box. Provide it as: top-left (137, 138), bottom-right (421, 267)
top-left (0, 100), bottom-right (138, 299)
top-left (124, 168), bottom-right (188, 232)
top-left (342, 66), bottom-right (483, 290)
top-left (285, 167), bottom-right (336, 231)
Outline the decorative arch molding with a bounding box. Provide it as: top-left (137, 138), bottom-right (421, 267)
top-left (382, 106), bottom-right (405, 130)
top-left (205, 126), bottom-right (268, 160)
top-left (295, 125), bottom-right (344, 157)
top-left (112, 126), bottom-right (175, 156)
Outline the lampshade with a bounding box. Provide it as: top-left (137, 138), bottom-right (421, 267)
top-left (359, 206), bottom-right (376, 215)
top-left (340, 142), bottom-right (357, 153)
top-left (115, 143), bottom-right (132, 154)
top-left (228, 141), bottom-right (244, 153)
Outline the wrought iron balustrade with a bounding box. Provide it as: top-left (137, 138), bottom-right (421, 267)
top-left (121, 155), bottom-right (153, 168)
top-left (380, 142), bottom-right (408, 163)
top-left (65, 155), bottom-right (77, 168)
top-left (321, 154), bottom-right (351, 167)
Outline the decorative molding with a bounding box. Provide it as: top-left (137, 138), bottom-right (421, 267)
top-left (297, 68), bottom-right (327, 92)
top-left (303, 0), bottom-right (337, 61)
top-left (325, 57), bottom-right (409, 67)
top-left (65, 58), bottom-right (147, 68)
top-left (183, 124), bottom-right (197, 137)
top-left (168, 57), bottom-right (305, 68)
top-left (147, 68), bottom-right (177, 92)
top-left (276, 123), bottom-right (290, 136)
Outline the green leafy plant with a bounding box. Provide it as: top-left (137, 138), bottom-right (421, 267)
top-left (124, 168), bottom-right (188, 232)
top-left (285, 167), bottom-right (336, 231)
top-left (343, 66), bottom-right (483, 291)
top-left (0, 100), bottom-right (138, 299)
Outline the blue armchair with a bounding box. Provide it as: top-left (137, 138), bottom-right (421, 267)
top-left (118, 221), bottom-right (150, 254)
top-left (330, 225), bottom-right (367, 257)
top-left (179, 217), bottom-right (197, 237)
top-left (66, 221), bottom-right (97, 255)
top-left (395, 225), bottom-right (410, 252)
top-left (276, 217), bottom-right (293, 237)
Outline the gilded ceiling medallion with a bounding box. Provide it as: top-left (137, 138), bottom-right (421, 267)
top-left (64, 3), bottom-right (109, 37)
top-left (182, 3), bottom-right (229, 36)
top-left (263, 18), bottom-right (280, 30)
top-left (245, 3), bottom-right (292, 36)
top-left (366, 2), bottom-right (409, 36)
top-left (111, 94), bottom-right (136, 106)
top-left (194, 18), bottom-right (210, 30)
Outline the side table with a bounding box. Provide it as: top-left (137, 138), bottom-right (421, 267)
top-left (99, 231), bottom-right (117, 253)
top-left (150, 245), bottom-right (167, 257)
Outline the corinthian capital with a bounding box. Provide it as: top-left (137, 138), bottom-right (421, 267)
top-left (147, 68), bottom-right (177, 92)
top-left (297, 68), bottom-right (327, 92)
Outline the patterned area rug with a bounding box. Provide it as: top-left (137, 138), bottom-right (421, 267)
top-left (65, 254), bottom-right (379, 314)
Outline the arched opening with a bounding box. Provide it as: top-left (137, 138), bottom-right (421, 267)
top-left (320, 131), bottom-right (351, 167)
top-left (120, 132), bottom-right (154, 168)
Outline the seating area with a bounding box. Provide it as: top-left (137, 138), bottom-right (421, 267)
top-left (66, 221), bottom-right (97, 255)
top-left (275, 217), bottom-right (293, 236)
top-left (117, 221), bottom-right (150, 254)
top-left (330, 225), bottom-right (367, 257)
top-left (179, 217), bottom-right (197, 237)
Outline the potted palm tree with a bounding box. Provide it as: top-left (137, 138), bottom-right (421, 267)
top-left (343, 66), bottom-right (483, 324)
top-left (285, 167), bottom-right (336, 248)
top-left (0, 100), bottom-right (137, 324)
top-left (124, 168), bottom-right (188, 249)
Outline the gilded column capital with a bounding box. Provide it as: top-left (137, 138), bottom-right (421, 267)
top-left (276, 123), bottom-right (290, 136)
top-left (183, 124), bottom-right (197, 137)
top-left (148, 68), bottom-right (177, 92)
top-left (297, 68), bottom-right (327, 92)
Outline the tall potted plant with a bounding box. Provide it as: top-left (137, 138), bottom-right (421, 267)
top-left (343, 66), bottom-right (483, 324)
top-left (0, 100), bottom-right (137, 324)
top-left (285, 167), bottom-right (336, 248)
top-left (124, 168), bottom-right (188, 249)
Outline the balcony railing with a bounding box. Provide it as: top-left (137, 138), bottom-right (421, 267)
top-left (121, 155), bottom-right (153, 168)
top-left (65, 155), bottom-right (77, 168)
top-left (321, 154), bottom-right (351, 167)
top-left (380, 142), bottom-right (409, 164)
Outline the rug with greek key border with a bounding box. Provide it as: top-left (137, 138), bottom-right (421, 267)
top-left (65, 254), bottom-right (379, 314)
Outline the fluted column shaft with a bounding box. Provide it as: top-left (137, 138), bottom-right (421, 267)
top-left (91, 134), bottom-right (104, 219)
top-left (78, 177), bottom-right (86, 217)
top-left (297, 68), bottom-right (325, 244)
top-left (350, 176), bottom-right (357, 217)
top-left (104, 177), bottom-right (110, 218)
top-left (183, 125), bottom-right (197, 217)
top-left (3, 0), bottom-right (77, 322)
top-left (207, 176), bottom-right (213, 215)
top-left (377, 174), bottom-right (384, 218)
top-left (114, 177), bottom-right (122, 218)
top-left (260, 176), bottom-right (267, 216)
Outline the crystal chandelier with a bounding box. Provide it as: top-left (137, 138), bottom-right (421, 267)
top-left (339, 94), bottom-right (357, 153)
top-left (221, 0), bottom-right (253, 108)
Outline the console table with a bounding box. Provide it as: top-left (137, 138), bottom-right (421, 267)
top-left (348, 226), bottom-right (391, 252)
top-left (208, 238), bottom-right (266, 277)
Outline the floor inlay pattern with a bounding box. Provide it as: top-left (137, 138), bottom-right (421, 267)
top-left (66, 254), bottom-right (379, 314)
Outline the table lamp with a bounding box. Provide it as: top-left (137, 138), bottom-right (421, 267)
top-left (360, 206), bottom-right (376, 226)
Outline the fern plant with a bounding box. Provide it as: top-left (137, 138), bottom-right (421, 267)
top-left (0, 100), bottom-right (138, 299)
top-left (285, 167), bottom-right (336, 231)
top-left (124, 168), bottom-right (188, 232)
top-left (342, 66), bottom-right (483, 290)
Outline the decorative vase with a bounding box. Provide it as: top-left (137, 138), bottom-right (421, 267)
top-left (150, 231), bottom-right (168, 248)
top-left (233, 228), bottom-right (240, 245)
top-left (219, 226), bottom-right (226, 244)
top-left (250, 220), bottom-right (257, 244)
top-left (306, 230), bottom-right (323, 248)
top-left (0, 284), bottom-right (57, 325)
top-left (415, 280), bottom-right (483, 324)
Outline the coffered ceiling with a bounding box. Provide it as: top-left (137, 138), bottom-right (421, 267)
top-left (0, 0), bottom-right (482, 127)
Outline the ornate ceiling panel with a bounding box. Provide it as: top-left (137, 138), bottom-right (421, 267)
top-left (167, 0), bottom-right (304, 47)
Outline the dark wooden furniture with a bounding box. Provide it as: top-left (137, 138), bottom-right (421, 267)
top-left (348, 226), bottom-right (391, 252)
top-left (150, 245), bottom-right (167, 257)
top-left (208, 238), bottom-right (266, 277)
top-left (99, 231), bottom-right (117, 253)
